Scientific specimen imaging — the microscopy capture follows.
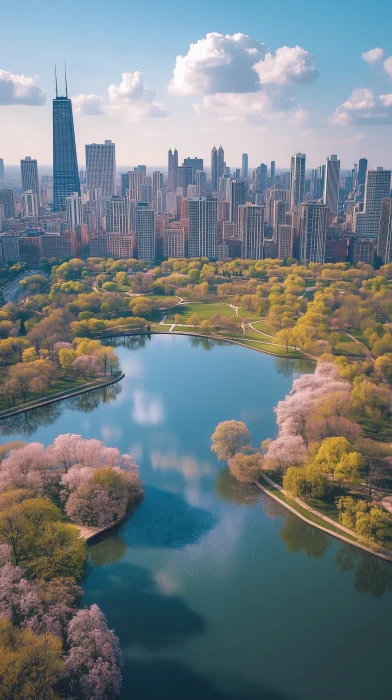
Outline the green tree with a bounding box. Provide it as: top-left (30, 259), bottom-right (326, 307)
top-left (211, 420), bottom-right (251, 461)
top-left (283, 465), bottom-right (327, 503)
top-left (228, 453), bottom-right (262, 483)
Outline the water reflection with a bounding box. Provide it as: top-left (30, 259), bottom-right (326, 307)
top-left (87, 534), bottom-right (127, 566)
top-left (101, 334), bottom-right (151, 349)
top-left (279, 513), bottom-right (332, 559)
top-left (0, 382), bottom-right (122, 436)
top-left (336, 544), bottom-right (392, 599)
top-left (273, 357), bottom-right (315, 377)
top-left (132, 390), bottom-right (165, 426)
top-left (215, 467), bottom-right (260, 506)
top-left (123, 485), bottom-right (216, 549)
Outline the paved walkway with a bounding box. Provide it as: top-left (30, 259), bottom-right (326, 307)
top-left (382, 496), bottom-right (392, 514)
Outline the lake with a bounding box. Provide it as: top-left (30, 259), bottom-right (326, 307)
top-left (1, 334), bottom-right (392, 700)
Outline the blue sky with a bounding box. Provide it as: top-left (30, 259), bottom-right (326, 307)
top-left (1, 0), bottom-right (392, 168)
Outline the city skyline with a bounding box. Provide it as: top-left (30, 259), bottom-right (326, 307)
top-left (1, 0), bottom-right (392, 165)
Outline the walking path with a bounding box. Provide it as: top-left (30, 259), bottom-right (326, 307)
top-left (342, 331), bottom-right (373, 360)
top-left (257, 473), bottom-right (392, 562)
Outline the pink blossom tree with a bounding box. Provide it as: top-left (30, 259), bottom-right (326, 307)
top-left (73, 354), bottom-right (102, 380)
top-left (65, 603), bottom-right (123, 700)
top-left (0, 442), bottom-right (58, 495)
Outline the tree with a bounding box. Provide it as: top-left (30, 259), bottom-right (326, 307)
top-left (0, 618), bottom-right (63, 700)
top-left (283, 465), bottom-right (327, 502)
top-left (262, 435), bottom-right (306, 472)
top-left (30, 521), bottom-right (86, 580)
top-left (0, 442), bottom-right (56, 494)
top-left (65, 604), bottom-right (123, 700)
top-left (188, 313), bottom-right (201, 330)
top-left (334, 451), bottom-right (362, 486)
top-left (211, 421), bottom-right (251, 461)
top-left (228, 453), bottom-right (262, 483)
top-left (336, 496), bottom-right (391, 542)
top-left (276, 328), bottom-right (293, 353)
top-left (314, 437), bottom-right (352, 474)
top-left (356, 438), bottom-right (391, 499)
top-left (73, 354), bottom-right (101, 380)
top-left (8, 364), bottom-right (38, 402)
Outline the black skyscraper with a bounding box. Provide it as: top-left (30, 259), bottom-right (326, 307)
top-left (53, 68), bottom-right (80, 211)
top-left (357, 158), bottom-right (368, 187)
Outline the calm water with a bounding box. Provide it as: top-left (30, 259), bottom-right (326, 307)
top-left (1, 335), bottom-right (392, 700)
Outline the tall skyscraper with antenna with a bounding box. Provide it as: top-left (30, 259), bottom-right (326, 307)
top-left (53, 64), bottom-right (80, 211)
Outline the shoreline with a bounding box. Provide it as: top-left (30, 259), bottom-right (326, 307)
top-left (0, 372), bottom-right (125, 420)
top-left (256, 474), bottom-right (392, 563)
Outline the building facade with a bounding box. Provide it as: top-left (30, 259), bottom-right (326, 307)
top-left (323, 155), bottom-right (340, 215)
top-left (290, 153), bottom-right (306, 209)
top-left (136, 203), bottom-right (155, 263)
top-left (239, 204), bottom-right (264, 260)
top-left (85, 141), bottom-right (116, 196)
top-left (53, 93), bottom-right (80, 211)
top-left (21, 157), bottom-right (39, 199)
top-left (378, 198), bottom-right (392, 264)
top-left (188, 197), bottom-right (217, 259)
top-left (299, 202), bottom-right (327, 264)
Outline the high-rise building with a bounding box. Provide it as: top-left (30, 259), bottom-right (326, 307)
top-left (353, 168), bottom-right (392, 238)
top-left (176, 166), bottom-right (193, 197)
top-left (127, 170), bottom-right (143, 201)
top-left (188, 197), bottom-right (217, 259)
top-left (85, 141), bottom-right (116, 196)
top-left (0, 189), bottom-right (16, 219)
top-left (348, 237), bottom-right (376, 265)
top-left (290, 153), bottom-right (306, 209)
top-left (311, 165), bottom-right (325, 200)
top-left (218, 146), bottom-right (225, 181)
top-left (152, 172), bottom-right (164, 202)
top-left (106, 196), bottom-right (130, 234)
top-left (255, 164), bottom-right (268, 193)
top-left (0, 204), bottom-right (4, 232)
top-left (0, 159), bottom-right (4, 180)
top-left (163, 228), bottom-right (185, 259)
top-left (66, 192), bottom-right (82, 229)
top-left (272, 200), bottom-right (289, 241)
top-left (242, 153), bottom-right (248, 178)
top-left (21, 191), bottom-right (39, 219)
top-left (378, 198), bottom-right (392, 264)
top-left (357, 158), bottom-right (368, 187)
top-left (270, 161), bottom-right (276, 186)
top-left (183, 158), bottom-right (203, 184)
top-left (136, 203), bottom-right (155, 263)
top-left (168, 149), bottom-right (178, 191)
top-left (120, 173), bottom-right (129, 197)
top-left (239, 204), bottom-right (264, 260)
top-left (230, 180), bottom-right (247, 222)
top-left (196, 170), bottom-right (207, 197)
top-left (277, 224), bottom-right (293, 260)
top-left (211, 146), bottom-right (218, 192)
top-left (323, 155), bottom-right (340, 215)
top-left (299, 202), bottom-right (327, 263)
top-left (21, 157), bottom-right (39, 199)
top-left (53, 72), bottom-right (80, 211)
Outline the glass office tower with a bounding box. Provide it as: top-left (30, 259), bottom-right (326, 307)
top-left (53, 88), bottom-right (80, 211)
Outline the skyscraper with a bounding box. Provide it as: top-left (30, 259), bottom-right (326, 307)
top-left (378, 198), bottom-right (392, 264)
top-left (152, 171), bottom-right (164, 202)
top-left (168, 149), bottom-right (178, 192)
top-left (323, 155), bottom-right (340, 215)
top-left (127, 170), bottom-right (143, 201)
top-left (85, 141), bottom-right (116, 196)
top-left (136, 203), bottom-right (155, 263)
top-left (353, 168), bottom-right (392, 237)
top-left (277, 224), bottom-right (293, 260)
top-left (188, 197), bottom-right (217, 259)
top-left (218, 146), bottom-right (225, 181)
top-left (66, 192), bottom-right (82, 229)
top-left (270, 161), bottom-right (276, 186)
top-left (211, 146), bottom-right (218, 192)
top-left (196, 170), bottom-right (207, 197)
top-left (21, 157), bottom-right (39, 199)
top-left (290, 153), bottom-right (306, 209)
top-left (183, 158), bottom-right (203, 184)
top-left (106, 196), bottom-right (130, 234)
top-left (176, 166), bottom-right (193, 197)
top-left (299, 202), bottom-right (327, 263)
top-left (53, 69), bottom-right (80, 211)
top-left (0, 159), bottom-right (4, 180)
top-left (230, 180), bottom-right (247, 222)
top-left (358, 158), bottom-right (368, 187)
top-left (239, 204), bottom-right (264, 260)
top-left (242, 153), bottom-right (248, 178)
top-left (311, 165), bottom-right (325, 200)
top-left (0, 190), bottom-right (16, 219)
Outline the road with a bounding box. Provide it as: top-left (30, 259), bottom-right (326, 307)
top-left (2, 270), bottom-right (44, 302)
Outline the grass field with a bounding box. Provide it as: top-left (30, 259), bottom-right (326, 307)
top-left (334, 333), bottom-right (366, 357)
top-left (165, 302), bottom-right (237, 323)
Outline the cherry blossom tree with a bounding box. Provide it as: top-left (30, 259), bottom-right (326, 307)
top-left (0, 443), bottom-right (58, 495)
top-left (73, 354), bottom-right (102, 380)
top-left (211, 421), bottom-right (251, 461)
top-left (65, 603), bottom-right (123, 700)
top-left (262, 435), bottom-right (306, 472)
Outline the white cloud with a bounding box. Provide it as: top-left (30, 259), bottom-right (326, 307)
top-left (332, 87), bottom-right (392, 125)
top-left (169, 33), bottom-right (317, 122)
top-left (361, 47), bottom-right (384, 64)
top-left (108, 71), bottom-right (167, 121)
top-left (169, 32), bottom-right (268, 96)
top-left (0, 69), bottom-right (45, 105)
top-left (253, 46), bottom-right (317, 85)
top-left (72, 93), bottom-right (104, 115)
top-left (384, 56), bottom-right (392, 78)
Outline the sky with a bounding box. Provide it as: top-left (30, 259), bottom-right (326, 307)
top-left (1, 0), bottom-right (392, 170)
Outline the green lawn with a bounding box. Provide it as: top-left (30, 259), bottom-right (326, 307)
top-left (251, 320), bottom-right (275, 337)
top-left (334, 333), bottom-right (366, 357)
top-left (165, 302), bottom-right (236, 323)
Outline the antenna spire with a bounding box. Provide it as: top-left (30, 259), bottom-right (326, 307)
top-left (64, 60), bottom-right (68, 98)
top-left (55, 64), bottom-right (58, 98)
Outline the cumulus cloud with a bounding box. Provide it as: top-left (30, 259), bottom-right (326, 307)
top-left (0, 69), bottom-right (45, 105)
top-left (169, 32), bottom-right (317, 121)
top-left (72, 93), bottom-right (104, 115)
top-left (169, 32), bottom-right (268, 95)
top-left (384, 56), bottom-right (392, 78)
top-left (108, 71), bottom-right (167, 120)
top-left (253, 46), bottom-right (317, 85)
top-left (332, 87), bottom-right (392, 125)
top-left (361, 47), bottom-right (384, 64)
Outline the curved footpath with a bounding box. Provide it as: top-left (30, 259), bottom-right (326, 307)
top-left (0, 372), bottom-right (125, 420)
top-left (257, 474), bottom-right (392, 562)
